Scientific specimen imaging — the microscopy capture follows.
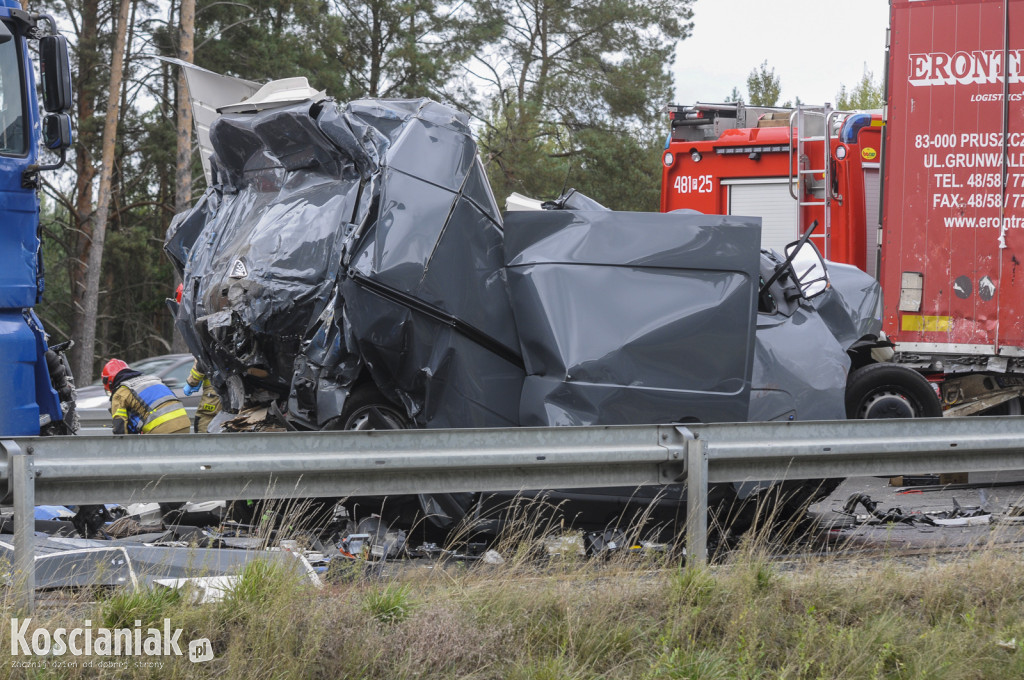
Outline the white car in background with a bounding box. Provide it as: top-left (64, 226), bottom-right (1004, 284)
top-left (75, 353), bottom-right (199, 429)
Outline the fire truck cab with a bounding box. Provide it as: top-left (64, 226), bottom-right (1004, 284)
top-left (660, 102), bottom-right (884, 276)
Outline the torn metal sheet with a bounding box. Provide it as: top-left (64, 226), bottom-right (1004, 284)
top-left (0, 535), bottom-right (320, 590)
top-left (808, 260), bottom-right (884, 350)
top-left (153, 575), bottom-right (239, 604)
top-left (155, 58), bottom-right (260, 186)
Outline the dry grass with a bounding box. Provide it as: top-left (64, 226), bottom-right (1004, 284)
top-left (5, 509), bottom-right (1024, 679)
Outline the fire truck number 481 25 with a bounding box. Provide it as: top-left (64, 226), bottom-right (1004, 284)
top-left (674, 174), bottom-right (713, 194)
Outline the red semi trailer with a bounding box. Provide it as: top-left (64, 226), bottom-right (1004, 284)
top-left (662, 0), bottom-right (1024, 417)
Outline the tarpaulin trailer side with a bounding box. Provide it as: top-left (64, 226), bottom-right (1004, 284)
top-left (884, 0), bottom-right (1024, 356)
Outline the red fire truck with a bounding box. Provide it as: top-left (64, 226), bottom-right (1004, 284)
top-left (662, 0), bottom-right (1024, 418)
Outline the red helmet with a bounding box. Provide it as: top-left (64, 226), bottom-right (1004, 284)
top-left (101, 359), bottom-right (129, 393)
top-left (175, 283), bottom-right (183, 304)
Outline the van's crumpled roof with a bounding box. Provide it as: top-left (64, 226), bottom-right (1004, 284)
top-left (166, 97), bottom-right (761, 429)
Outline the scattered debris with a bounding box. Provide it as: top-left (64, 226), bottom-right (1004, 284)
top-left (994, 505), bottom-right (1024, 524)
top-left (0, 534), bottom-right (319, 590)
top-left (841, 493), bottom-right (993, 527)
top-left (3, 503), bottom-right (526, 594)
top-left (582, 529), bottom-right (668, 558)
top-left (889, 474), bottom-right (940, 487)
top-left (896, 480), bottom-right (1024, 493)
top-left (930, 515), bottom-right (991, 527)
top-left (106, 516), bottom-right (163, 538)
top-left (927, 498), bottom-right (992, 526)
top-left (71, 504), bottom-right (116, 539)
top-left (482, 550), bottom-right (505, 565)
top-left (153, 576), bottom-right (240, 604)
top-left (33, 506), bottom-right (75, 521)
top-left (842, 493), bottom-right (925, 525)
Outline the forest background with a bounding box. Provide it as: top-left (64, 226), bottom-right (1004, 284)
top-left (25, 0), bottom-right (880, 382)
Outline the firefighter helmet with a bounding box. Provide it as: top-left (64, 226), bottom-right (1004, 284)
top-left (101, 358), bottom-right (129, 393)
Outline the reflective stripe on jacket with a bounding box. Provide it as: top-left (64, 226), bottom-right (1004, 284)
top-left (110, 374), bottom-right (190, 434)
top-left (187, 361), bottom-right (209, 389)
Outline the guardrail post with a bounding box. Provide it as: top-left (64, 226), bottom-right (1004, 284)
top-left (12, 443), bottom-right (36, 613)
top-left (685, 436), bottom-right (708, 565)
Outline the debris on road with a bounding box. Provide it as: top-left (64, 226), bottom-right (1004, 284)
top-left (840, 493), bottom-right (992, 527)
top-left (0, 531), bottom-right (320, 590)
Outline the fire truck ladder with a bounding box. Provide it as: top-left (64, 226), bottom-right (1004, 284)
top-left (788, 105), bottom-right (834, 258)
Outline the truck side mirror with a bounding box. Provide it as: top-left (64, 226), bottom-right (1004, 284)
top-left (39, 35), bottom-right (72, 113)
top-left (42, 113), bottom-right (72, 149)
top-left (0, 21), bottom-right (12, 44)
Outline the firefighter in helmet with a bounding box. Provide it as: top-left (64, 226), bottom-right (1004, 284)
top-left (101, 358), bottom-right (191, 435)
top-left (183, 360), bottom-right (221, 433)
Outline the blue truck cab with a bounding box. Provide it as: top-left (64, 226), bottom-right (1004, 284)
top-left (0, 0), bottom-right (74, 436)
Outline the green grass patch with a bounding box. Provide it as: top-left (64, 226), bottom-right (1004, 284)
top-left (6, 545), bottom-right (1024, 679)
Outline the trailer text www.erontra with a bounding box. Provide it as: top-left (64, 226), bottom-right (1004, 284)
top-left (944, 215), bottom-right (1024, 229)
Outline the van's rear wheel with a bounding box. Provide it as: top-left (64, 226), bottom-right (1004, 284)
top-left (845, 363), bottom-right (942, 419)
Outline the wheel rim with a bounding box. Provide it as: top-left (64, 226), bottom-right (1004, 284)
top-left (858, 389), bottom-right (917, 419)
top-left (344, 404), bottom-right (407, 430)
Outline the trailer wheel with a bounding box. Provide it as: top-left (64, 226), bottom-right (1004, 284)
top-left (845, 363), bottom-right (942, 419)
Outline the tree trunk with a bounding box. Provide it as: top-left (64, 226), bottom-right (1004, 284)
top-left (76, 0), bottom-right (132, 383)
top-left (171, 0), bottom-right (195, 354)
top-left (175, 0), bottom-right (195, 211)
top-left (68, 0), bottom-right (101, 376)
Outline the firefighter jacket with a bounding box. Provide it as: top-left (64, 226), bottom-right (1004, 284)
top-left (110, 373), bottom-right (190, 434)
top-left (186, 360), bottom-right (222, 433)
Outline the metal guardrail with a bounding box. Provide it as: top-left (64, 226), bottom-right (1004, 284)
top-left (1, 425), bottom-right (686, 612)
top-left (4, 415), bottom-right (1024, 612)
top-left (682, 416), bottom-right (1024, 564)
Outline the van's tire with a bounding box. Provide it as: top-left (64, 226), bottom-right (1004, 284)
top-left (845, 363), bottom-right (942, 419)
top-left (323, 384), bottom-right (410, 431)
top-left (319, 384), bottom-right (416, 534)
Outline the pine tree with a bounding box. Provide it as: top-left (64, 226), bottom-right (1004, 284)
top-left (746, 60), bottom-right (781, 107)
top-left (473, 0), bottom-right (695, 211)
top-left (837, 67), bottom-right (884, 110)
